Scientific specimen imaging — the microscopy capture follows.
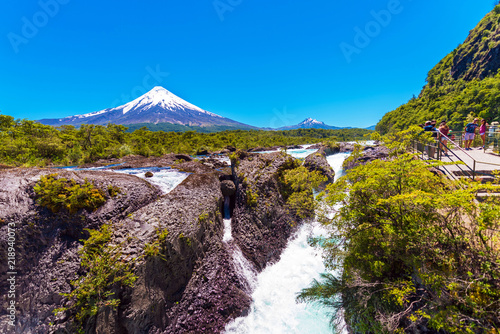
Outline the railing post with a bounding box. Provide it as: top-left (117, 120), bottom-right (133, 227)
top-left (473, 160), bottom-right (476, 180)
top-left (438, 140), bottom-right (441, 160)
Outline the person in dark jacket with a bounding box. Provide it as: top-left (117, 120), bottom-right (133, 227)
top-left (423, 121), bottom-right (437, 136)
top-left (438, 121), bottom-right (451, 155)
top-left (463, 118), bottom-right (479, 150)
top-left (423, 121), bottom-right (438, 157)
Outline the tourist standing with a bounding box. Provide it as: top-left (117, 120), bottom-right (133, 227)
top-left (423, 121), bottom-right (438, 157)
top-left (438, 121), bottom-right (451, 155)
top-left (463, 118), bottom-right (479, 150)
top-left (423, 121), bottom-right (436, 133)
top-left (479, 119), bottom-right (489, 149)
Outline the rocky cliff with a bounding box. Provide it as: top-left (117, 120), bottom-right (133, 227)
top-left (0, 151), bottom-right (308, 333)
top-left (230, 151), bottom-right (304, 271)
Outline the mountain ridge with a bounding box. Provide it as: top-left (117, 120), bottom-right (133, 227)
top-left (278, 118), bottom-right (344, 130)
top-left (38, 87), bottom-right (255, 129)
top-left (377, 5), bottom-right (500, 133)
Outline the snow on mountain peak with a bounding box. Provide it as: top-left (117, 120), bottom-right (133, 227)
top-left (300, 118), bottom-right (324, 125)
top-left (118, 86), bottom-right (210, 115)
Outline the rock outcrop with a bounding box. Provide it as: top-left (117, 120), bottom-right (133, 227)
top-left (220, 180), bottom-right (236, 197)
top-left (308, 142), bottom-right (355, 155)
top-left (231, 152), bottom-right (302, 271)
top-left (0, 168), bottom-right (161, 334)
top-left (303, 148), bottom-right (335, 186)
top-left (0, 151), bottom-right (304, 333)
top-left (343, 145), bottom-right (390, 170)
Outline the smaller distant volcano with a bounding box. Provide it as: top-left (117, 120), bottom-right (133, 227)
top-left (277, 118), bottom-right (344, 130)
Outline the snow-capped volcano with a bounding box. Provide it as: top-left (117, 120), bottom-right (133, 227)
top-left (38, 86), bottom-right (252, 128)
top-left (298, 118), bottom-right (326, 126)
top-left (277, 118), bottom-right (344, 130)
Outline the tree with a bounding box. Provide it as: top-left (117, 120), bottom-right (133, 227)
top-left (299, 143), bottom-right (500, 332)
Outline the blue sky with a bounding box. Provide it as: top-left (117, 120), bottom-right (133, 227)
top-left (0, 0), bottom-right (496, 128)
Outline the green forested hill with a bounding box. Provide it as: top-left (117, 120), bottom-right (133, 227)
top-left (377, 5), bottom-right (500, 133)
top-left (0, 114), bottom-right (371, 166)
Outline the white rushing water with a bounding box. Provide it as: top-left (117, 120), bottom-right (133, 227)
top-left (223, 196), bottom-right (257, 293)
top-left (253, 147), bottom-right (318, 158)
top-left (113, 167), bottom-right (189, 194)
top-left (225, 152), bottom-right (350, 334)
top-left (57, 165), bottom-right (189, 194)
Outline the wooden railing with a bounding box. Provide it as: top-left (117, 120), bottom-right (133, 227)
top-left (413, 131), bottom-right (500, 180)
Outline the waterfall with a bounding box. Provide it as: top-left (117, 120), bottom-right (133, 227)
top-left (224, 152), bottom-right (351, 334)
top-left (223, 196), bottom-right (257, 293)
top-left (223, 196), bottom-right (233, 242)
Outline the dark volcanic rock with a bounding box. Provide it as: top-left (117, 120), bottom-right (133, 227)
top-left (196, 149), bottom-right (209, 156)
top-left (303, 148), bottom-right (335, 185)
top-left (200, 157), bottom-right (230, 171)
top-left (0, 168), bottom-right (161, 333)
top-left (231, 152), bottom-right (301, 271)
top-left (308, 142), bottom-right (355, 155)
top-left (343, 145), bottom-right (390, 170)
top-left (78, 154), bottom-right (193, 170)
top-left (92, 173), bottom-right (252, 334)
top-left (0, 151), bottom-right (303, 333)
top-left (221, 180), bottom-right (236, 197)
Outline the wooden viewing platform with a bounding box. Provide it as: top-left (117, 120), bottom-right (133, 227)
top-left (413, 139), bottom-right (500, 182)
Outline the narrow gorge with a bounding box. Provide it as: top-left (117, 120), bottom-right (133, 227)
top-left (0, 145), bottom-right (364, 333)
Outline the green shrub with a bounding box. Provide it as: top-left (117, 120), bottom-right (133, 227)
top-left (54, 224), bottom-right (137, 331)
top-left (107, 184), bottom-right (121, 197)
top-left (144, 228), bottom-right (170, 260)
top-left (324, 139), bottom-right (340, 151)
top-left (178, 232), bottom-right (192, 246)
top-left (34, 174), bottom-right (106, 214)
top-left (300, 152), bottom-right (500, 333)
top-left (280, 166), bottom-right (326, 219)
top-left (229, 152), bottom-right (240, 167)
top-left (245, 187), bottom-right (258, 207)
top-left (198, 212), bottom-right (209, 224)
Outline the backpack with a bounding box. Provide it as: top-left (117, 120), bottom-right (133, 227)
top-left (465, 123), bottom-right (476, 133)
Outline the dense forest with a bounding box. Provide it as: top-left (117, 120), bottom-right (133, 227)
top-left (0, 113), bottom-right (372, 167)
top-left (124, 122), bottom-right (257, 133)
top-left (377, 5), bottom-right (500, 133)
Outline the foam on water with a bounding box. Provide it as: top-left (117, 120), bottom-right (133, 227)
top-left (113, 167), bottom-right (189, 194)
top-left (225, 223), bottom-right (332, 334)
top-left (327, 152), bottom-right (351, 181)
top-left (223, 197), bottom-right (233, 242)
top-left (223, 219), bottom-right (233, 243)
top-left (223, 196), bottom-right (257, 293)
top-left (55, 165), bottom-right (189, 195)
top-left (286, 148), bottom-right (318, 159)
top-left (224, 152), bottom-right (350, 334)
top-left (254, 147), bottom-right (318, 158)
